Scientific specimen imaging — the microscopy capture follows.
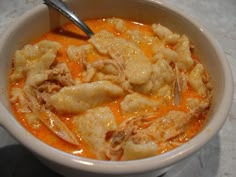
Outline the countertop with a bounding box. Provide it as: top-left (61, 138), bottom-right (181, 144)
top-left (0, 0), bottom-right (235, 177)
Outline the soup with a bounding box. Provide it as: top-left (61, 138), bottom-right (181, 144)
top-left (9, 18), bottom-right (212, 161)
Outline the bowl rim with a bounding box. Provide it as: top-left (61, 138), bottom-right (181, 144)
top-left (0, 0), bottom-right (233, 175)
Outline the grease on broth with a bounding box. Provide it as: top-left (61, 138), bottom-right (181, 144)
top-left (9, 18), bottom-right (212, 161)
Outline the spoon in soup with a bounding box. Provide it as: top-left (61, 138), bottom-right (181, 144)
top-left (43, 0), bottom-right (94, 37)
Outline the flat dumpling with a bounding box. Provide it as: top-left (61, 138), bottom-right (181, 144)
top-left (120, 93), bottom-right (159, 114)
top-left (121, 140), bottom-right (157, 161)
top-left (67, 44), bottom-right (93, 62)
top-left (174, 35), bottom-right (193, 70)
top-left (48, 80), bottom-right (124, 113)
top-left (73, 107), bottom-right (117, 159)
top-left (151, 59), bottom-right (174, 95)
top-left (10, 40), bottom-right (61, 81)
top-left (152, 23), bottom-right (180, 45)
top-left (188, 63), bottom-right (207, 96)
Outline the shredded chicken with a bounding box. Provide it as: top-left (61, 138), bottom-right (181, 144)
top-left (105, 101), bottom-right (210, 160)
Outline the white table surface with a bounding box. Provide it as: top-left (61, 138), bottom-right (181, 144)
top-left (0, 0), bottom-right (236, 177)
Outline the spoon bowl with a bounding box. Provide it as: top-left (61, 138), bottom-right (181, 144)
top-left (43, 0), bottom-right (94, 37)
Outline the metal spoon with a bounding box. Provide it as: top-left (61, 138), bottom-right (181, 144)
top-left (43, 0), bottom-right (94, 37)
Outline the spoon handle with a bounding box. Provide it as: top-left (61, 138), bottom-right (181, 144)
top-left (43, 0), bottom-right (94, 37)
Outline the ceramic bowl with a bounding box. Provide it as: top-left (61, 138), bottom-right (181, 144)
top-left (0, 0), bottom-right (233, 177)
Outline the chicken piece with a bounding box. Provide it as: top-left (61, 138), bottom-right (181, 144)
top-left (89, 30), bottom-right (152, 85)
top-left (144, 111), bottom-right (191, 142)
top-left (120, 93), bottom-right (159, 114)
top-left (24, 62), bottom-right (74, 111)
top-left (19, 40), bottom-right (65, 112)
top-left (39, 110), bottom-right (79, 145)
top-left (48, 81), bottom-right (124, 114)
top-left (105, 115), bottom-right (156, 160)
top-left (46, 63), bottom-right (74, 86)
top-left (73, 107), bottom-right (117, 159)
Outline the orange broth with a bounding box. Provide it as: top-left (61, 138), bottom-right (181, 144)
top-left (10, 18), bottom-right (207, 159)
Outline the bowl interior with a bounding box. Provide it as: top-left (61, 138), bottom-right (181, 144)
top-left (0, 0), bottom-right (233, 174)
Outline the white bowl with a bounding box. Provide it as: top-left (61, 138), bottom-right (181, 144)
top-left (0, 0), bottom-right (233, 177)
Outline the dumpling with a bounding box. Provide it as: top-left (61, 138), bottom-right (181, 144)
top-left (67, 44), bottom-right (93, 62)
top-left (121, 140), bottom-right (157, 160)
top-left (10, 40), bottom-right (61, 81)
top-left (107, 18), bottom-right (127, 33)
top-left (188, 63), bottom-right (207, 96)
top-left (73, 107), bottom-right (117, 159)
top-left (174, 35), bottom-right (193, 70)
top-left (48, 81), bottom-right (124, 113)
top-left (151, 59), bottom-right (174, 94)
top-left (152, 23), bottom-right (180, 45)
top-left (120, 93), bottom-right (159, 114)
top-left (89, 30), bottom-right (152, 85)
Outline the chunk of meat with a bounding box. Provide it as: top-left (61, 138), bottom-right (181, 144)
top-left (73, 107), bottom-right (117, 159)
top-left (48, 81), bottom-right (124, 114)
top-left (144, 111), bottom-right (191, 141)
top-left (89, 30), bottom-right (152, 84)
top-left (120, 93), bottom-right (159, 114)
top-left (24, 62), bottom-right (74, 111)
